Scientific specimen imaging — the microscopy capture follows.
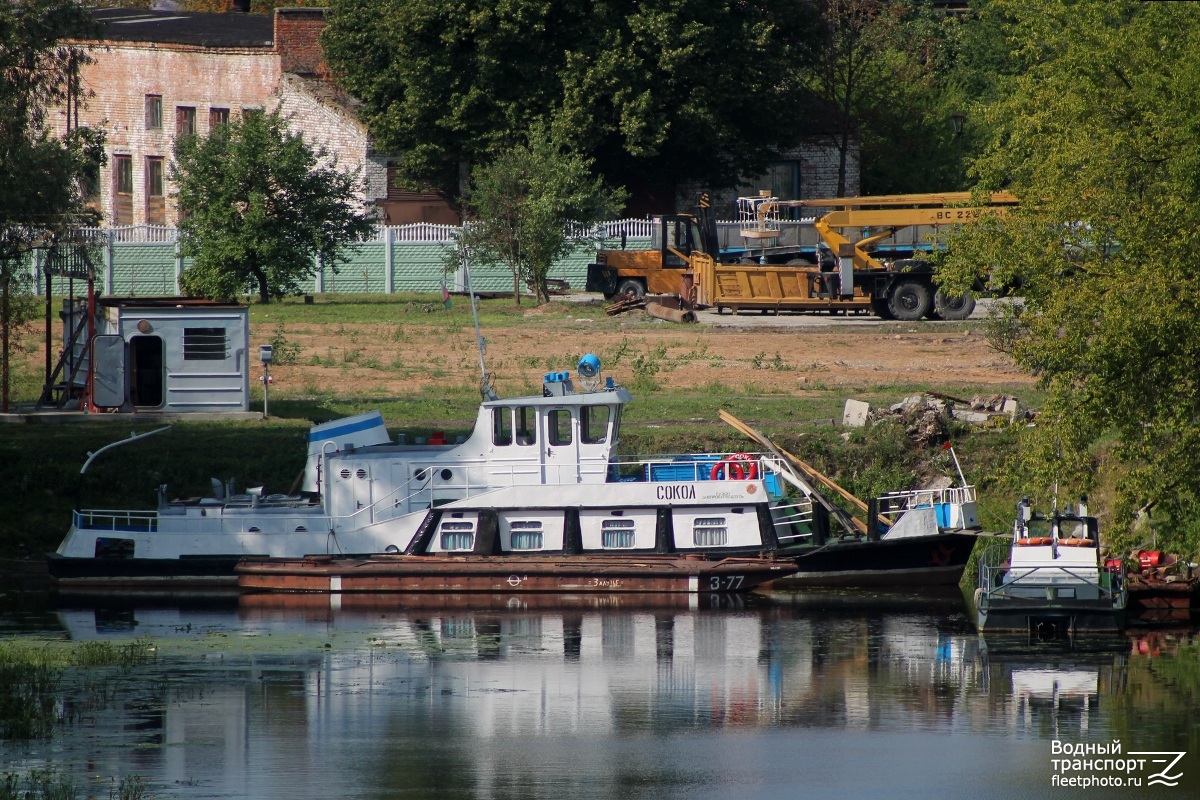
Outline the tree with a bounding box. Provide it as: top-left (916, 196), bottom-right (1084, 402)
top-left (0, 0), bottom-right (102, 412)
top-left (171, 111), bottom-right (376, 303)
top-left (939, 0), bottom-right (1200, 554)
top-left (452, 126), bottom-right (626, 305)
top-left (322, 0), bottom-right (816, 204)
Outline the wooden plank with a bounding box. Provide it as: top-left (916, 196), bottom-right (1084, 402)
top-left (719, 409), bottom-right (892, 533)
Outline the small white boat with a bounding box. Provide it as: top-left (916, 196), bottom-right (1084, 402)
top-left (50, 356), bottom-right (980, 591)
top-left (975, 497), bottom-right (1127, 637)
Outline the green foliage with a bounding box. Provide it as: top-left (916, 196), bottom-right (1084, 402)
top-left (940, 0), bottom-right (1200, 555)
top-left (321, 0), bottom-right (817, 200)
top-left (0, 769), bottom-right (79, 800)
top-left (171, 110), bottom-right (376, 303)
top-left (450, 125), bottom-right (625, 304)
top-left (0, 1), bottom-right (103, 410)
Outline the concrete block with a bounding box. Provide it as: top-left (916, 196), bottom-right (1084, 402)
top-left (843, 398), bottom-right (871, 427)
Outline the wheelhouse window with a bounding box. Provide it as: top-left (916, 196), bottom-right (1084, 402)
top-left (581, 405), bottom-right (610, 444)
top-left (145, 95), bottom-right (162, 130)
top-left (176, 106), bottom-right (196, 138)
top-left (492, 408), bottom-right (512, 446)
top-left (439, 520), bottom-right (475, 551)
top-left (515, 406), bottom-right (537, 446)
top-left (601, 518), bottom-right (635, 549)
top-left (548, 409), bottom-right (572, 446)
top-left (183, 327), bottom-right (227, 361)
top-left (693, 517), bottom-right (728, 547)
top-left (509, 520), bottom-right (544, 550)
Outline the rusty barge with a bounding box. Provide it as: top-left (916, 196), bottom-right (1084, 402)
top-left (236, 553), bottom-right (795, 594)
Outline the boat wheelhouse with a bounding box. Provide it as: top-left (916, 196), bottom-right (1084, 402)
top-left (975, 498), bottom-right (1126, 637)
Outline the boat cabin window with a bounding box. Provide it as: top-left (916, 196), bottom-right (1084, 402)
top-left (693, 517), bottom-right (728, 547)
top-left (439, 520), bottom-right (475, 551)
top-left (492, 408), bottom-right (512, 446)
top-left (581, 405), bottom-right (610, 444)
top-left (1023, 518), bottom-right (1052, 540)
top-left (548, 409), bottom-right (572, 446)
top-left (515, 406), bottom-right (537, 446)
top-left (509, 520), bottom-right (544, 550)
top-left (601, 518), bottom-right (635, 549)
top-left (1058, 518), bottom-right (1091, 541)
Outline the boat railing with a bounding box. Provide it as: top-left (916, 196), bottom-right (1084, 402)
top-left (334, 451), bottom-right (785, 524)
top-left (608, 452), bottom-right (782, 486)
top-left (772, 499), bottom-right (817, 544)
top-left (977, 544), bottom-right (1125, 606)
top-left (74, 509), bottom-right (158, 532)
top-left (879, 484), bottom-right (976, 511)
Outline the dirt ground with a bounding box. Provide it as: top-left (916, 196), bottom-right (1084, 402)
top-left (261, 307), bottom-right (1032, 400)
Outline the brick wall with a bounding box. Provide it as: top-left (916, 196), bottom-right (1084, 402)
top-left (274, 8), bottom-right (328, 78)
top-left (276, 74), bottom-right (388, 205)
top-left (52, 43), bottom-right (282, 226)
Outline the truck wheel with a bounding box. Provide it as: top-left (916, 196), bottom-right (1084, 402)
top-left (933, 289), bottom-right (976, 321)
top-left (888, 279), bottom-right (933, 321)
top-left (616, 279), bottom-right (645, 299)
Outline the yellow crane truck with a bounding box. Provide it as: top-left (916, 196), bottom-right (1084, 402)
top-left (586, 191), bottom-right (1017, 321)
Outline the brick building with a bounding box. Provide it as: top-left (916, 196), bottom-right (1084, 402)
top-left (54, 7), bottom-right (450, 227)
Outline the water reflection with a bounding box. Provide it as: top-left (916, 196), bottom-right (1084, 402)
top-left (0, 593), bottom-right (1195, 799)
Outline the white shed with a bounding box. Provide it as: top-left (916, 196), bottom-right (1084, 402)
top-left (63, 297), bottom-right (250, 413)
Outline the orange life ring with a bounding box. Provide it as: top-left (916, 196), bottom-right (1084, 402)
top-left (1016, 536), bottom-right (1053, 546)
top-left (1060, 537), bottom-right (1096, 547)
top-left (711, 452), bottom-right (759, 481)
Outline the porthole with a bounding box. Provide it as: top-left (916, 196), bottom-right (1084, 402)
top-left (439, 468), bottom-right (453, 481)
top-left (248, 526), bottom-right (260, 533)
top-left (414, 468), bottom-right (427, 481)
top-left (356, 469), bottom-right (368, 479)
top-left (295, 526), bottom-right (307, 532)
top-left (339, 469), bottom-right (351, 480)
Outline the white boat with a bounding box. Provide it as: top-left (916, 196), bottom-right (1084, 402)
top-left (975, 497), bottom-right (1127, 637)
top-left (50, 356), bottom-right (980, 591)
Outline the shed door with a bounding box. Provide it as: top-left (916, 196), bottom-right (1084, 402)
top-left (129, 335), bottom-right (164, 408)
top-left (90, 335), bottom-right (126, 408)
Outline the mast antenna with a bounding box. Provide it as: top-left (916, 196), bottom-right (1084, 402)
top-left (461, 244), bottom-right (497, 400)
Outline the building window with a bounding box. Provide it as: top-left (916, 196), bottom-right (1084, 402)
top-left (210, 107), bottom-right (229, 129)
top-left (176, 106), bottom-right (196, 138)
top-left (693, 517), bottom-right (728, 547)
top-left (113, 154), bottom-right (133, 225)
top-left (439, 520), bottom-right (475, 551)
top-left (145, 157), bottom-right (165, 225)
top-left (145, 95), bottom-right (162, 131)
top-left (601, 518), bottom-right (636, 549)
top-left (183, 328), bottom-right (227, 361)
top-left (508, 520), bottom-right (543, 550)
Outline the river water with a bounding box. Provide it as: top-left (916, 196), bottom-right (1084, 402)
top-left (1, 589), bottom-right (1197, 800)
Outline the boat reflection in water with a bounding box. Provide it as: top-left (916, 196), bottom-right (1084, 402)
top-left (31, 595), bottom-right (1197, 799)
